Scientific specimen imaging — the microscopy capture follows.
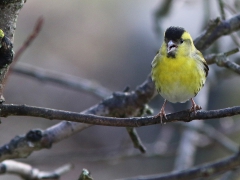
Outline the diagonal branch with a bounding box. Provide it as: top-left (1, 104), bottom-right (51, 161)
top-left (194, 13), bottom-right (240, 50)
top-left (12, 17), bottom-right (43, 64)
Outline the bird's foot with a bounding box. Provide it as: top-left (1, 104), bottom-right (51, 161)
top-left (154, 107), bottom-right (167, 124)
top-left (190, 98), bottom-right (202, 114)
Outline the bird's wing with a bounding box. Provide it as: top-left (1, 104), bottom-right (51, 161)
top-left (195, 50), bottom-right (209, 77)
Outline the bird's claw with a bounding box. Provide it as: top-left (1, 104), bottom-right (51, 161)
top-left (154, 108), bottom-right (167, 124)
top-left (190, 98), bottom-right (202, 114)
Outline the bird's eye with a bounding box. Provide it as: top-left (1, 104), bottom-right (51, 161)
top-left (180, 39), bottom-right (184, 44)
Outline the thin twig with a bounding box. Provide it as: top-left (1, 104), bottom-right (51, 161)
top-left (181, 123), bottom-right (238, 153)
top-left (204, 48), bottom-right (240, 74)
top-left (13, 17), bottom-right (43, 64)
top-left (126, 127), bottom-right (146, 153)
top-left (5, 17), bottom-right (44, 89)
top-left (13, 63), bottom-right (111, 99)
top-left (218, 0), bottom-right (226, 20)
top-left (223, 2), bottom-right (237, 14)
top-left (205, 48), bottom-right (239, 64)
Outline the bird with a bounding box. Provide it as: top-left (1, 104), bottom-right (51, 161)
top-left (151, 26), bottom-right (209, 123)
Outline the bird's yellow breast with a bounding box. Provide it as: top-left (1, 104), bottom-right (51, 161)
top-left (152, 54), bottom-right (206, 103)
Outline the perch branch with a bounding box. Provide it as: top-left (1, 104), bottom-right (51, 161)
top-left (0, 104), bottom-right (240, 127)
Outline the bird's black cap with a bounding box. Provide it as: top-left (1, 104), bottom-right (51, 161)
top-left (165, 26), bottom-right (185, 41)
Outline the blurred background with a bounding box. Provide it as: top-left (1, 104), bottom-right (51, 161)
top-left (1, 0), bottom-right (240, 179)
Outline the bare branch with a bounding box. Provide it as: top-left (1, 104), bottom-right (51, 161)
top-left (206, 48), bottom-right (240, 75)
top-left (0, 160), bottom-right (72, 179)
top-left (194, 17), bottom-right (221, 50)
top-left (195, 13), bottom-right (240, 50)
top-left (119, 150), bottom-right (240, 180)
top-left (12, 17), bottom-right (43, 64)
top-left (205, 48), bottom-right (240, 74)
top-left (218, 0), bottom-right (226, 20)
top-left (0, 0), bottom-right (25, 101)
top-left (205, 48), bottom-right (239, 65)
top-left (0, 76), bottom-right (154, 161)
top-left (12, 63), bottom-right (111, 98)
top-left (0, 104), bottom-right (240, 127)
top-left (126, 127), bottom-right (146, 153)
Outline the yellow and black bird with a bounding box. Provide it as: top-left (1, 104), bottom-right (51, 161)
top-left (151, 26), bottom-right (209, 122)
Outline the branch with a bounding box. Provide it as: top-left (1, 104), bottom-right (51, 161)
top-left (126, 127), bottom-right (146, 153)
top-left (218, 0), bottom-right (226, 20)
top-left (0, 104), bottom-right (240, 127)
top-left (12, 63), bottom-right (111, 99)
top-left (120, 150), bottom-right (240, 180)
top-left (205, 48), bottom-right (239, 65)
top-left (194, 13), bottom-right (240, 50)
top-left (12, 17), bottom-right (43, 64)
top-left (0, 76), bottom-right (154, 161)
top-left (205, 48), bottom-right (240, 74)
top-left (0, 160), bottom-right (72, 179)
top-left (0, 0), bottom-right (25, 101)
top-left (12, 63), bottom-right (145, 153)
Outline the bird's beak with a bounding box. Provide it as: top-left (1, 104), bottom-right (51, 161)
top-left (167, 40), bottom-right (178, 54)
